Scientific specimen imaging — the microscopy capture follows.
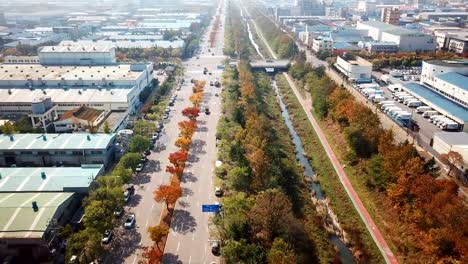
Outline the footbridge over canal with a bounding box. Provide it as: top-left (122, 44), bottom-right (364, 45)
top-left (249, 59), bottom-right (290, 73)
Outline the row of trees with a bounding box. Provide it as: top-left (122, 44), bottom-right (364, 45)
top-left (223, 1), bottom-right (252, 59)
top-left (142, 75), bottom-right (176, 121)
top-left (141, 80), bottom-right (204, 263)
top-left (214, 61), bottom-right (323, 263)
top-left (116, 47), bottom-right (182, 62)
top-left (291, 57), bottom-right (468, 262)
top-left (209, 14), bottom-right (221, 48)
top-left (0, 116), bottom-right (44, 134)
top-left (247, 5), bottom-right (297, 59)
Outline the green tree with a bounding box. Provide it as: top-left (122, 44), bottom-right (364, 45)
top-left (366, 154), bottom-right (392, 191)
top-left (227, 166), bottom-right (250, 191)
top-left (119, 152), bottom-right (142, 171)
top-left (112, 165), bottom-right (133, 183)
top-left (147, 225), bottom-right (169, 251)
top-left (129, 135), bottom-right (150, 153)
top-left (103, 121), bottom-right (111, 133)
top-left (267, 238), bottom-right (297, 264)
top-left (82, 200), bottom-right (113, 232)
top-left (133, 120), bottom-right (156, 138)
top-left (66, 228), bottom-right (103, 264)
top-left (222, 239), bottom-right (266, 263)
top-left (0, 121), bottom-right (17, 134)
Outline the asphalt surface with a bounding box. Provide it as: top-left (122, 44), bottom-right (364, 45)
top-left (161, 1), bottom-right (226, 264)
top-left (103, 3), bottom-right (226, 264)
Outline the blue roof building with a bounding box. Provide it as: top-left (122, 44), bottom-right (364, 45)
top-left (404, 83), bottom-right (468, 130)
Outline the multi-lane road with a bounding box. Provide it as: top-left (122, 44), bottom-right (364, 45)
top-left (162, 1), bottom-right (226, 263)
top-left (103, 1), bottom-right (226, 264)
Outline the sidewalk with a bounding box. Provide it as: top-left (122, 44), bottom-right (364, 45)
top-left (283, 72), bottom-right (399, 264)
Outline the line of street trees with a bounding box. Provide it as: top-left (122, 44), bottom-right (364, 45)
top-left (289, 55), bottom-right (468, 263)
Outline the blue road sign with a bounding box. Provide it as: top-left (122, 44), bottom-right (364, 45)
top-left (202, 204), bottom-right (221, 213)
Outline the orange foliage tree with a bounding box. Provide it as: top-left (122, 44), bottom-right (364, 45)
top-left (139, 246), bottom-right (162, 264)
top-left (166, 165), bottom-right (184, 178)
top-left (189, 93), bottom-right (203, 108)
top-left (175, 137), bottom-right (192, 151)
top-left (154, 183), bottom-right (182, 209)
top-left (178, 120), bottom-right (198, 139)
top-left (182, 107), bottom-right (200, 120)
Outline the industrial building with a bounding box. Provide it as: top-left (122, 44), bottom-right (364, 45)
top-left (59, 39), bottom-right (184, 49)
top-left (432, 132), bottom-right (468, 167)
top-left (358, 41), bottom-right (398, 53)
top-left (335, 55), bottom-right (372, 82)
top-left (38, 45), bottom-right (117, 65)
top-left (356, 21), bottom-right (436, 52)
top-left (0, 63), bottom-right (154, 116)
top-left (0, 133), bottom-right (116, 168)
top-left (0, 165), bottom-right (104, 193)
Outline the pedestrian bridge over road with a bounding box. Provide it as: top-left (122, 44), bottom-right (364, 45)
top-left (249, 59), bottom-right (291, 73)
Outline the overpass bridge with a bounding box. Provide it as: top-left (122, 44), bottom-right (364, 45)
top-left (249, 59), bottom-right (291, 73)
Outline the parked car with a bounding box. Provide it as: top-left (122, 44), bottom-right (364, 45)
top-left (126, 185), bottom-right (135, 195)
top-left (124, 214), bottom-right (136, 229)
top-left (205, 108), bottom-right (210, 115)
top-left (215, 187), bottom-right (223, 197)
top-left (135, 163), bottom-right (144, 172)
top-left (211, 241), bottom-right (220, 256)
top-left (163, 113), bottom-right (169, 119)
top-left (101, 230), bottom-right (114, 244)
top-left (144, 149), bottom-right (151, 156)
top-left (123, 191), bottom-right (131, 203)
top-left (113, 208), bottom-right (124, 218)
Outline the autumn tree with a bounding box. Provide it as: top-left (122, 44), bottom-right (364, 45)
top-left (178, 120), bottom-right (197, 138)
top-left (440, 151), bottom-right (463, 177)
top-left (189, 92), bottom-right (203, 108)
top-left (154, 183), bottom-right (182, 209)
top-left (182, 107), bottom-right (200, 120)
top-left (168, 150), bottom-right (188, 167)
top-left (147, 225), bottom-right (169, 251)
top-left (175, 137), bottom-right (192, 151)
top-left (166, 165), bottom-right (184, 178)
top-left (267, 238), bottom-right (297, 264)
top-left (139, 246), bottom-right (163, 264)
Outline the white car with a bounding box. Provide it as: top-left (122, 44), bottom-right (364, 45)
top-left (124, 214), bottom-right (136, 229)
top-left (163, 114), bottom-right (169, 119)
top-left (135, 163), bottom-right (144, 172)
top-left (101, 229), bottom-right (113, 244)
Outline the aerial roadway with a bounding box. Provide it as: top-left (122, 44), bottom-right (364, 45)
top-left (102, 1), bottom-right (226, 264)
top-left (162, 0), bottom-right (227, 263)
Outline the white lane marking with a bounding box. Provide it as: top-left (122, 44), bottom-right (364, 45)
top-left (145, 218), bottom-right (149, 227)
top-left (192, 233), bottom-right (195, 240)
top-left (152, 203), bottom-right (155, 209)
top-left (131, 255), bottom-right (137, 264)
top-left (189, 256), bottom-right (192, 264)
top-left (176, 241), bottom-right (180, 252)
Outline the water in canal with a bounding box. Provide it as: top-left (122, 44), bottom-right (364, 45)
top-left (241, 11), bottom-right (355, 262)
top-left (271, 80), bottom-right (355, 263)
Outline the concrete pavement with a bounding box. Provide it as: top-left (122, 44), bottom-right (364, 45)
top-left (162, 1), bottom-right (227, 263)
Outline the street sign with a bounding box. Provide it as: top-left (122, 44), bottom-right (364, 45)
top-left (202, 204), bottom-right (221, 213)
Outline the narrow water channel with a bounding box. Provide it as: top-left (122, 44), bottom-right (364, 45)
top-left (272, 81), bottom-right (355, 264)
top-left (240, 8), bottom-right (355, 262)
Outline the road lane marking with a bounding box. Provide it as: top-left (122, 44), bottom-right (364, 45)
top-left (192, 233), bottom-right (195, 240)
top-left (176, 241), bottom-right (180, 252)
top-left (145, 218), bottom-right (149, 227)
top-left (189, 256), bottom-right (192, 264)
top-left (132, 256), bottom-right (137, 264)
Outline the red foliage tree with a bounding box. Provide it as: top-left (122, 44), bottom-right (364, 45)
top-left (166, 165), bottom-right (184, 178)
top-left (182, 107), bottom-right (200, 120)
top-left (168, 150), bottom-right (188, 167)
top-left (139, 245), bottom-right (162, 264)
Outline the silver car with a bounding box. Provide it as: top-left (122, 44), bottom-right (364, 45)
top-left (124, 214), bottom-right (136, 229)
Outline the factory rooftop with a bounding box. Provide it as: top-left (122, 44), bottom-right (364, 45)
top-left (436, 72), bottom-right (468, 91)
top-left (0, 64), bottom-right (145, 82)
top-left (426, 59), bottom-right (468, 68)
top-left (359, 21), bottom-right (427, 37)
top-left (0, 88), bottom-right (130, 104)
top-left (0, 192), bottom-right (74, 238)
top-left (404, 83), bottom-right (468, 123)
top-left (0, 165), bottom-right (103, 193)
top-left (39, 45), bottom-right (114, 53)
top-left (0, 133), bottom-right (116, 151)
top-left (60, 40), bottom-right (185, 49)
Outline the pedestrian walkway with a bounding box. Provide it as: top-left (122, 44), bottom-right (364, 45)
top-left (283, 72), bottom-right (399, 264)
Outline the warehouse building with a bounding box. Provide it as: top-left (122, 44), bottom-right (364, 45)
top-left (356, 21), bottom-right (436, 52)
top-left (335, 55), bottom-right (372, 82)
top-left (38, 45), bottom-right (117, 66)
top-left (432, 132), bottom-right (468, 167)
top-left (0, 63), bottom-right (154, 115)
top-left (0, 133), bottom-right (116, 168)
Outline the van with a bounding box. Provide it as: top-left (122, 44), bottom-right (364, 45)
top-left (397, 95), bottom-right (414, 103)
top-left (385, 106), bottom-right (402, 114)
top-left (372, 95), bottom-right (386, 103)
top-left (416, 106), bottom-right (431, 113)
top-left (435, 117), bottom-right (452, 126)
top-left (429, 115), bottom-right (446, 124)
top-left (391, 110), bottom-right (406, 117)
top-left (441, 122), bottom-right (459, 130)
top-left (396, 112), bottom-right (412, 120)
top-left (378, 100), bottom-right (395, 105)
top-left (403, 97), bottom-right (417, 105)
top-left (382, 104), bottom-right (397, 111)
top-left (387, 84), bottom-right (402, 93)
top-left (422, 110), bottom-right (438, 118)
top-left (407, 100), bottom-right (422, 107)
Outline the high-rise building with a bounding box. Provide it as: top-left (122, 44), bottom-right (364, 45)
top-left (381, 8), bottom-right (401, 25)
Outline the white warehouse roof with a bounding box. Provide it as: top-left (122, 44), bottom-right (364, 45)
top-left (39, 45), bottom-right (114, 53)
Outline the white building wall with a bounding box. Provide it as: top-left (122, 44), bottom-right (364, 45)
top-left (38, 50), bottom-right (116, 65)
top-left (335, 56), bottom-right (372, 80)
top-left (356, 22), bottom-right (381, 40)
top-left (433, 135), bottom-right (468, 165)
top-left (381, 32), bottom-right (435, 52)
top-left (421, 61), bottom-right (468, 84)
